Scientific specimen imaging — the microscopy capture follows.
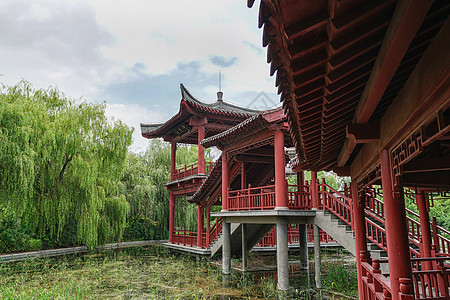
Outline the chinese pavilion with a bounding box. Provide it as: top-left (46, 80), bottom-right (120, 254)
top-left (141, 0), bottom-right (450, 298)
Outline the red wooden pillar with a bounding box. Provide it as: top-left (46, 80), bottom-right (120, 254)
top-left (380, 149), bottom-right (413, 299)
top-left (311, 171), bottom-right (318, 209)
top-left (416, 190), bottom-right (432, 269)
top-left (351, 180), bottom-right (368, 299)
top-left (274, 129), bottom-right (288, 209)
top-left (169, 191), bottom-right (175, 243)
top-left (297, 171), bottom-right (305, 186)
top-left (198, 125), bottom-right (206, 174)
top-left (197, 205), bottom-right (204, 247)
top-left (206, 206), bottom-right (211, 246)
top-left (170, 141), bottom-right (177, 180)
top-left (241, 162), bottom-right (246, 189)
top-left (297, 171), bottom-right (305, 208)
top-left (222, 150), bottom-right (229, 211)
top-left (169, 141), bottom-right (176, 243)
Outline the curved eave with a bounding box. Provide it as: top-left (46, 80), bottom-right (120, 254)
top-left (140, 84), bottom-right (260, 139)
top-left (201, 107), bottom-right (286, 148)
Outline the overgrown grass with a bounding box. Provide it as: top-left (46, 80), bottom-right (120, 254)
top-left (0, 246), bottom-right (277, 299)
top-left (322, 260), bottom-right (358, 298)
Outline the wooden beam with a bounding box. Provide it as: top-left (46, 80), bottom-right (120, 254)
top-left (351, 18), bottom-right (450, 179)
top-left (402, 171), bottom-right (450, 188)
top-left (337, 0), bottom-right (433, 167)
top-left (346, 123), bottom-right (380, 143)
top-left (235, 154), bottom-right (274, 164)
top-left (355, 0), bottom-right (433, 123)
top-left (403, 157), bottom-right (450, 173)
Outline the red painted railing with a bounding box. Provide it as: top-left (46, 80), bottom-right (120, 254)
top-left (364, 187), bottom-right (450, 257)
top-left (318, 181), bottom-right (353, 227)
top-left (433, 219), bottom-right (450, 254)
top-left (172, 217), bottom-right (223, 249)
top-left (228, 184), bottom-right (311, 211)
top-left (288, 185), bottom-right (311, 209)
top-left (173, 161), bottom-right (214, 180)
top-left (411, 256), bottom-right (450, 299)
top-left (172, 229), bottom-right (197, 247)
top-left (360, 253), bottom-right (392, 300)
top-left (257, 225), bottom-right (335, 247)
top-left (228, 185), bottom-right (276, 211)
top-left (209, 217), bottom-right (222, 245)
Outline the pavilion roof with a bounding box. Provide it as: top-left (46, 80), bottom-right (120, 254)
top-left (248, 0), bottom-right (449, 171)
top-left (140, 84), bottom-right (260, 143)
top-left (201, 106), bottom-right (286, 149)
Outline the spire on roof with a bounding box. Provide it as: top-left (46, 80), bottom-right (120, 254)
top-left (217, 70), bottom-right (223, 102)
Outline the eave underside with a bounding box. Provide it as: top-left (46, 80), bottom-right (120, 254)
top-left (250, 0), bottom-right (449, 173)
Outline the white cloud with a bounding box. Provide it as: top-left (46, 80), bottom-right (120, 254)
top-left (0, 0), bottom-right (279, 151)
top-left (105, 103), bottom-right (169, 153)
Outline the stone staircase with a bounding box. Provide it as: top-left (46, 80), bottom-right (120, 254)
top-left (315, 210), bottom-right (390, 274)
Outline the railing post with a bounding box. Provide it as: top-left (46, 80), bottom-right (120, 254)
top-left (432, 217), bottom-right (440, 252)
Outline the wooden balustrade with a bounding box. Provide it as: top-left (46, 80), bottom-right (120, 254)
top-left (411, 257), bottom-right (450, 299)
top-left (209, 217), bottom-right (222, 244)
top-left (359, 251), bottom-right (393, 300)
top-left (172, 161), bottom-right (215, 180)
top-left (365, 217), bottom-right (387, 250)
top-left (257, 225), bottom-right (335, 247)
top-left (228, 185), bottom-right (276, 211)
top-left (319, 182), bottom-right (353, 227)
top-left (172, 229), bottom-right (197, 247)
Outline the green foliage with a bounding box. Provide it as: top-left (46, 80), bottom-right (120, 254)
top-left (0, 208), bottom-right (41, 253)
top-left (322, 261), bottom-right (358, 297)
top-left (287, 171), bottom-right (350, 191)
top-left (0, 81), bottom-right (133, 249)
top-left (122, 139), bottom-right (207, 240)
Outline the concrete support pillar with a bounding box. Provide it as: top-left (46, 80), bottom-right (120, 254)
top-left (299, 224), bottom-right (308, 270)
top-left (380, 149), bottom-right (413, 299)
top-left (197, 125), bottom-right (206, 174)
top-left (242, 224), bottom-right (247, 272)
top-left (197, 205), bottom-right (204, 247)
top-left (170, 141), bottom-right (177, 180)
top-left (276, 218), bottom-right (289, 291)
top-left (206, 206), bottom-right (211, 246)
top-left (416, 190), bottom-right (432, 269)
top-left (222, 220), bottom-right (231, 275)
top-left (169, 191), bottom-right (175, 243)
top-left (222, 150), bottom-right (229, 211)
top-left (311, 171), bottom-right (319, 209)
top-left (351, 180), bottom-right (368, 299)
top-left (274, 130), bottom-right (288, 209)
top-left (313, 224), bottom-right (322, 289)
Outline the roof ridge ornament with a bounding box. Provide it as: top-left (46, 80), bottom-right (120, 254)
top-left (217, 70), bottom-right (223, 102)
top-left (217, 91), bottom-right (223, 102)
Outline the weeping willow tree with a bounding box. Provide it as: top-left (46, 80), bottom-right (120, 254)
top-left (0, 81), bottom-right (133, 248)
top-left (122, 139), bottom-right (212, 240)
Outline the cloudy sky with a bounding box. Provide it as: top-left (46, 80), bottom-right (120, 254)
top-left (0, 0), bottom-right (280, 152)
